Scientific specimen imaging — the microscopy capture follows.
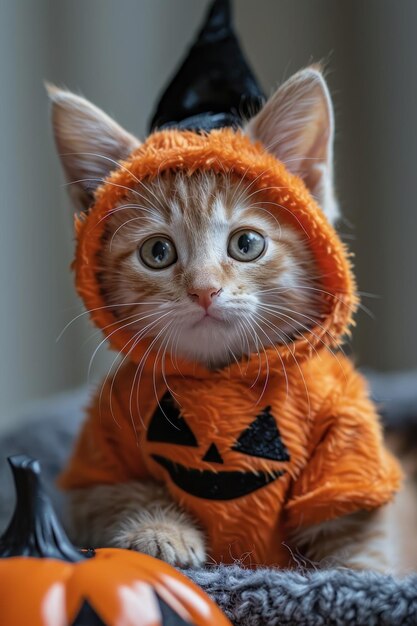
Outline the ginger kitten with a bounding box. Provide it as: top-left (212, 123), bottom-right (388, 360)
top-left (48, 69), bottom-right (400, 571)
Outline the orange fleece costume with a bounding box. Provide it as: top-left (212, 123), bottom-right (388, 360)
top-left (60, 129), bottom-right (402, 566)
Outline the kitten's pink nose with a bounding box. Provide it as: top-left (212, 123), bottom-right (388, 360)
top-left (188, 287), bottom-right (222, 310)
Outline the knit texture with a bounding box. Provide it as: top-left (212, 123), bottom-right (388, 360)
top-left (184, 566), bottom-right (417, 626)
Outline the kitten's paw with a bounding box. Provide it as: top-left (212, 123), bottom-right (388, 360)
top-left (113, 508), bottom-right (206, 567)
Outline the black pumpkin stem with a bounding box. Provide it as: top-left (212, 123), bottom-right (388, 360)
top-left (0, 455), bottom-right (84, 562)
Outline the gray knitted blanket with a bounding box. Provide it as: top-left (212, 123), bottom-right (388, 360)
top-left (1, 373), bottom-right (416, 625)
top-left (186, 566), bottom-right (417, 625)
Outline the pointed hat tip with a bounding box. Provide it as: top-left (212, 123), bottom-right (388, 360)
top-left (149, 0), bottom-right (264, 131)
top-left (199, 0), bottom-right (232, 40)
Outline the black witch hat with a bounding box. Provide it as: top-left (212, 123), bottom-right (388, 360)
top-left (149, 0), bottom-right (265, 132)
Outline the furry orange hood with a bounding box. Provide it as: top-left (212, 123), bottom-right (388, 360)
top-left (74, 127), bottom-right (358, 372)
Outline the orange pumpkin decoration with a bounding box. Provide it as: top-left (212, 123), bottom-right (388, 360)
top-left (0, 456), bottom-right (231, 626)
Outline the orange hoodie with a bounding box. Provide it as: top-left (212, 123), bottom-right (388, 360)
top-left (59, 129), bottom-right (402, 566)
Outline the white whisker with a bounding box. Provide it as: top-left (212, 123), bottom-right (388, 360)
top-left (247, 311), bottom-right (290, 399)
top-left (241, 313), bottom-right (270, 403)
top-left (87, 309), bottom-right (170, 381)
top-left (100, 312), bottom-right (171, 433)
top-left (130, 318), bottom-right (175, 428)
top-left (56, 300), bottom-right (168, 341)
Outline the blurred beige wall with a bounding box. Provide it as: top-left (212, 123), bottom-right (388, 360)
top-left (0, 0), bottom-right (416, 433)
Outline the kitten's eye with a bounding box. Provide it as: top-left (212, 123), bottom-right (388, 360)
top-left (139, 236), bottom-right (177, 269)
top-left (228, 230), bottom-right (266, 262)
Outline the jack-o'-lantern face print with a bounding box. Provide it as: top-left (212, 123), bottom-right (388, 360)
top-left (148, 393), bottom-right (290, 500)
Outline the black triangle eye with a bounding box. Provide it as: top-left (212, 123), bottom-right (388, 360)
top-left (71, 600), bottom-right (107, 626)
top-left (232, 406), bottom-right (290, 462)
top-left (202, 443), bottom-right (224, 464)
top-left (147, 392), bottom-right (198, 447)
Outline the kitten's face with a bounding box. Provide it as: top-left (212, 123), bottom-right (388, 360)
top-left (98, 171), bottom-right (321, 368)
top-left (48, 67), bottom-right (336, 368)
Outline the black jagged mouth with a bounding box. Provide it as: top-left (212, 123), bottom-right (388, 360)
top-left (151, 454), bottom-right (285, 500)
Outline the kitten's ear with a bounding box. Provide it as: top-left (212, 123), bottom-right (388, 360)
top-left (245, 67), bottom-right (338, 223)
top-left (46, 84), bottom-right (140, 211)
